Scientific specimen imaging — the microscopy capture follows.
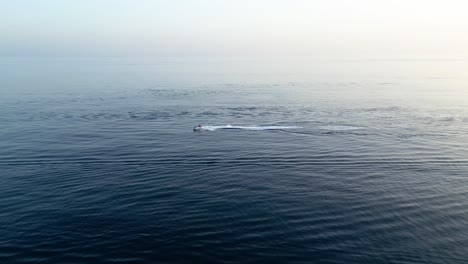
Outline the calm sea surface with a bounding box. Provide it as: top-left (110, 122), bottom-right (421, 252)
top-left (1, 57), bottom-right (468, 263)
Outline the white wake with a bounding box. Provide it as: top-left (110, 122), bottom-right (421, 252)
top-left (318, 125), bottom-right (363, 131)
top-left (194, 125), bottom-right (301, 131)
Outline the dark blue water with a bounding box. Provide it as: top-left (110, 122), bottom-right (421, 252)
top-left (1, 57), bottom-right (468, 263)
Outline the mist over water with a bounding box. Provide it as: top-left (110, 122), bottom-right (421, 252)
top-left (1, 57), bottom-right (468, 263)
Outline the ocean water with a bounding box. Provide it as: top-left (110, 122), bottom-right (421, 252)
top-left (1, 57), bottom-right (468, 263)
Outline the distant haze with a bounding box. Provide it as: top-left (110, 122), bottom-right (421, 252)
top-left (2, 0), bottom-right (468, 59)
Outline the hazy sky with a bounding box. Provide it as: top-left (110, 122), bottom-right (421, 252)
top-left (2, 0), bottom-right (467, 58)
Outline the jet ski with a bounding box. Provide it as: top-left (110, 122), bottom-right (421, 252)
top-left (193, 124), bottom-right (203, 131)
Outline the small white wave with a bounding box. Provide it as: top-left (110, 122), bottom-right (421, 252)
top-left (194, 125), bottom-right (301, 131)
top-left (319, 125), bottom-right (363, 131)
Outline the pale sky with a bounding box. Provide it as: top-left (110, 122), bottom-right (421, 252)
top-left (2, 0), bottom-right (467, 59)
